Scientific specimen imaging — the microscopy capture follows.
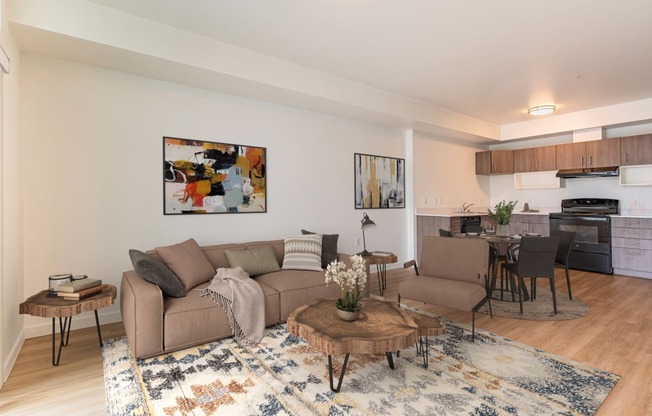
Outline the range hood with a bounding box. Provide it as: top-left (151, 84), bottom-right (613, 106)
top-left (556, 166), bottom-right (619, 178)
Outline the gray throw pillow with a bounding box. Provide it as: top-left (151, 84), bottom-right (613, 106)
top-left (302, 229), bottom-right (339, 268)
top-left (129, 249), bottom-right (187, 297)
top-left (224, 246), bottom-right (281, 276)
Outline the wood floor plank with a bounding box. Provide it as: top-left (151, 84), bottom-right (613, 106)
top-left (0, 268), bottom-right (650, 415)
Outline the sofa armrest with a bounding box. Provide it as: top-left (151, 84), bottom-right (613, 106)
top-left (120, 270), bottom-right (164, 358)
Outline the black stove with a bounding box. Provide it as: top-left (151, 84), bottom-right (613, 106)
top-left (549, 198), bottom-right (618, 274)
top-left (556, 198), bottom-right (619, 216)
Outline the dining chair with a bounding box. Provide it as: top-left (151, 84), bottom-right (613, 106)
top-left (551, 229), bottom-right (576, 300)
top-left (502, 236), bottom-right (559, 314)
top-left (439, 229), bottom-right (453, 237)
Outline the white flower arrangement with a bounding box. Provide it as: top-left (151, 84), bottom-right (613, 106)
top-left (325, 254), bottom-right (367, 312)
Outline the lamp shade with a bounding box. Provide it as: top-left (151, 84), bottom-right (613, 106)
top-left (360, 212), bottom-right (376, 229)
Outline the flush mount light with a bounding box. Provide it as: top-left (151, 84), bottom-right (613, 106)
top-left (528, 104), bottom-right (556, 116)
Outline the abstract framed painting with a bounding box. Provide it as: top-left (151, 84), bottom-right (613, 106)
top-left (354, 153), bottom-right (405, 209)
top-left (163, 137), bottom-right (266, 214)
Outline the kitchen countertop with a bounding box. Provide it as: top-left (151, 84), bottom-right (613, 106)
top-left (416, 208), bottom-right (652, 218)
top-left (416, 208), bottom-right (555, 217)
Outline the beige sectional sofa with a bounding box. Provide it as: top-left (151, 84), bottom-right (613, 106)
top-left (121, 238), bottom-right (369, 358)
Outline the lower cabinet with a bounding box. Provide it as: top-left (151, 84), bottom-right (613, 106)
top-left (611, 217), bottom-right (652, 279)
top-left (508, 214), bottom-right (550, 236)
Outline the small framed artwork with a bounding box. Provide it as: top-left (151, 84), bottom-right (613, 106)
top-left (354, 153), bottom-right (405, 209)
top-left (163, 136), bottom-right (266, 214)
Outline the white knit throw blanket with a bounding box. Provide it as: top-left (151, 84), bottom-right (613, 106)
top-left (200, 266), bottom-right (265, 345)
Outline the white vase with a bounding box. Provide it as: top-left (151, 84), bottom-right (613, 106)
top-left (336, 309), bottom-right (360, 321)
top-left (497, 224), bottom-right (510, 237)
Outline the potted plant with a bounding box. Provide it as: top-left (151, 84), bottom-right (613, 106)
top-left (324, 254), bottom-right (367, 321)
top-left (487, 199), bottom-right (518, 236)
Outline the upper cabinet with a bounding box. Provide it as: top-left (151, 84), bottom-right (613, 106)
top-left (620, 134), bottom-right (652, 166)
top-left (475, 150), bottom-right (513, 175)
top-left (513, 145), bottom-right (556, 173)
top-left (555, 139), bottom-right (620, 170)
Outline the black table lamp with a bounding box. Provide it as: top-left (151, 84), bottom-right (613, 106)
top-left (358, 212), bottom-right (376, 256)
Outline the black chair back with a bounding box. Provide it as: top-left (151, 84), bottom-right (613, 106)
top-left (515, 236), bottom-right (559, 278)
top-left (439, 229), bottom-right (453, 237)
top-left (551, 229), bottom-right (575, 266)
top-left (465, 225), bottom-right (484, 233)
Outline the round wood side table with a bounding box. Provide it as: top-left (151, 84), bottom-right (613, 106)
top-left (19, 284), bottom-right (117, 366)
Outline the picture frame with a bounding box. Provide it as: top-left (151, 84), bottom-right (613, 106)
top-left (354, 153), bottom-right (405, 209)
top-left (163, 136), bottom-right (266, 214)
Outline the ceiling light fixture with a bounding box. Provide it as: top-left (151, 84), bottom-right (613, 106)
top-left (528, 104), bottom-right (556, 116)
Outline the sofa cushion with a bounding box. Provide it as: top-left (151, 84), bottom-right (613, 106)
top-left (155, 238), bottom-right (216, 291)
top-left (399, 276), bottom-right (487, 311)
top-left (163, 280), bottom-right (281, 350)
top-left (255, 269), bottom-right (340, 321)
top-left (281, 234), bottom-right (323, 272)
top-left (128, 249), bottom-right (186, 297)
top-left (224, 246), bottom-right (281, 276)
top-left (301, 229), bottom-right (339, 268)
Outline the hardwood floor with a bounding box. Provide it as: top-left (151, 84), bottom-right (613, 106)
top-left (1, 269), bottom-right (650, 415)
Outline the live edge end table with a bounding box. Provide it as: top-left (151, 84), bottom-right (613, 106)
top-left (364, 252), bottom-right (398, 296)
top-left (19, 284), bottom-right (117, 366)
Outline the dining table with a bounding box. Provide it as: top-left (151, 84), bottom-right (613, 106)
top-left (454, 232), bottom-right (530, 301)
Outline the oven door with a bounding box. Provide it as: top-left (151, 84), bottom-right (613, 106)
top-left (549, 213), bottom-right (612, 273)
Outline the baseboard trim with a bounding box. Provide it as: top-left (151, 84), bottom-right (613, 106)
top-left (24, 310), bottom-right (122, 339)
top-left (3, 329), bottom-right (25, 385)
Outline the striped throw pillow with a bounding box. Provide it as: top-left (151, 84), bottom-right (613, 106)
top-left (282, 234), bottom-right (323, 271)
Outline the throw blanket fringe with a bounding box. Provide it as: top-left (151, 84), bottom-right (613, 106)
top-left (200, 266), bottom-right (265, 345)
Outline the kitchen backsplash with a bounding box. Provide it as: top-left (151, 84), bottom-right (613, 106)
top-left (490, 174), bottom-right (651, 216)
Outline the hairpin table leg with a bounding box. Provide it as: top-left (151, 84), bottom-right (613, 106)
top-left (328, 354), bottom-right (350, 392)
top-left (52, 316), bottom-right (72, 366)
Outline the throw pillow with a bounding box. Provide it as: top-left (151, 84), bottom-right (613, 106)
top-left (155, 238), bottom-right (215, 291)
top-left (224, 246), bottom-right (281, 277)
top-left (128, 249), bottom-right (187, 297)
top-left (282, 234), bottom-right (323, 272)
top-left (301, 229), bottom-right (339, 267)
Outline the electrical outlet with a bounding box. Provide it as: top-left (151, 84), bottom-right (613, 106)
top-left (354, 237), bottom-right (361, 246)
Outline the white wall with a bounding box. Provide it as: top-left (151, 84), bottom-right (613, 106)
top-left (1, 14), bottom-right (24, 384)
top-left (490, 175), bottom-right (651, 214)
top-left (412, 132), bottom-right (490, 212)
top-left (20, 54), bottom-right (409, 337)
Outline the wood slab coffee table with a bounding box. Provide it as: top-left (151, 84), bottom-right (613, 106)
top-left (287, 298), bottom-right (418, 392)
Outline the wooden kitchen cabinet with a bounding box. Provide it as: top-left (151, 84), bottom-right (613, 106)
top-left (508, 214), bottom-right (550, 236)
top-left (555, 139), bottom-right (620, 170)
top-left (475, 150), bottom-right (513, 175)
top-left (513, 145), bottom-right (556, 172)
top-left (611, 217), bottom-right (652, 279)
top-left (620, 134), bottom-right (652, 166)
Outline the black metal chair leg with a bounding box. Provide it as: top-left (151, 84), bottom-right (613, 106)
top-left (550, 277), bottom-right (558, 315)
top-left (566, 268), bottom-right (573, 300)
top-left (328, 354), bottom-right (350, 392)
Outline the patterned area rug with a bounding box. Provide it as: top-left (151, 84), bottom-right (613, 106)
top-left (479, 289), bottom-right (589, 320)
top-left (103, 318), bottom-right (619, 416)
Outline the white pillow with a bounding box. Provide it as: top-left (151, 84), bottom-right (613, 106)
top-left (282, 234), bottom-right (323, 272)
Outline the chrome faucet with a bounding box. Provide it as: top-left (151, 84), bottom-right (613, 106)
top-left (460, 202), bottom-right (475, 213)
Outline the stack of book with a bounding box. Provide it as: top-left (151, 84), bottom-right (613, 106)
top-left (57, 278), bottom-right (104, 301)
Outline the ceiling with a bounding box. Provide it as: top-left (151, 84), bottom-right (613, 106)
top-left (7, 0), bottom-right (652, 141)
